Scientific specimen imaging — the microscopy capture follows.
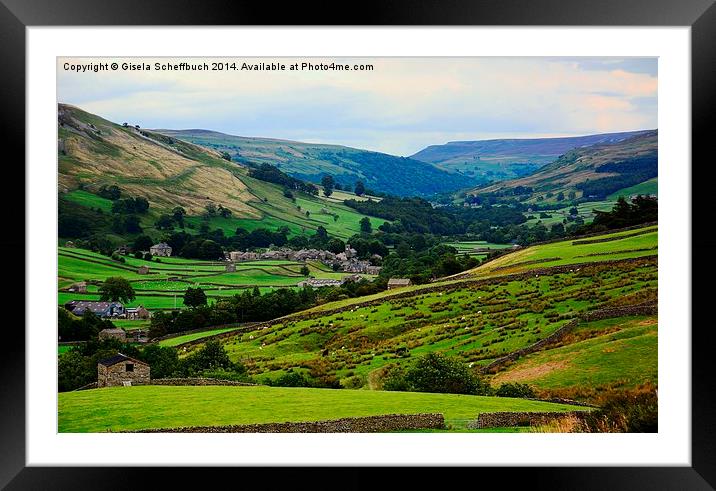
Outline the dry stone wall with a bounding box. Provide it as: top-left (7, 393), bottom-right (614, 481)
top-left (469, 411), bottom-right (589, 429)
top-left (150, 378), bottom-right (256, 387)
top-left (130, 413), bottom-right (445, 433)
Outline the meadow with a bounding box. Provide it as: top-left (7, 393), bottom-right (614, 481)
top-left (57, 385), bottom-right (586, 432)
top-left (58, 246), bottom-right (376, 310)
top-left (193, 256), bottom-right (656, 390)
top-left (492, 315), bottom-right (657, 392)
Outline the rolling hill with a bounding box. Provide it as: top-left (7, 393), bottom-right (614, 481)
top-left (155, 129), bottom-right (479, 197)
top-left (57, 104), bottom-right (386, 241)
top-left (410, 130), bottom-right (652, 182)
top-left (182, 225), bottom-right (657, 403)
top-left (468, 130), bottom-right (658, 203)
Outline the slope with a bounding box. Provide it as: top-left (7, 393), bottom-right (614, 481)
top-left (468, 130), bottom-right (657, 203)
top-left (155, 129), bottom-right (479, 197)
top-left (57, 104), bottom-right (385, 241)
top-left (411, 130), bottom-right (652, 181)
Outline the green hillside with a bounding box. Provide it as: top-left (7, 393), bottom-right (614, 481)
top-left (411, 130), bottom-right (651, 182)
top-left (58, 385), bottom-right (585, 432)
top-left (176, 226), bottom-right (656, 400)
top-left (156, 129), bottom-right (479, 197)
top-left (58, 104), bottom-right (385, 242)
top-left (470, 130), bottom-right (657, 204)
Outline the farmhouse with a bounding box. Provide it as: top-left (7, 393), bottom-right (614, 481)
top-left (150, 242), bottom-right (172, 257)
top-left (98, 328), bottom-right (127, 342)
top-left (137, 265), bottom-right (150, 275)
top-left (65, 300), bottom-right (125, 318)
top-left (387, 278), bottom-right (412, 290)
top-left (126, 305), bottom-right (151, 320)
top-left (97, 353), bottom-right (150, 388)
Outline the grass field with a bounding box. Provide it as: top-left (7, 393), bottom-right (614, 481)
top-left (524, 200), bottom-right (617, 227)
top-left (492, 315), bottom-right (657, 391)
top-left (158, 328), bottom-right (240, 347)
top-left (64, 190), bottom-right (114, 212)
top-left (465, 225), bottom-right (657, 278)
top-left (607, 178), bottom-right (658, 201)
top-left (195, 256), bottom-right (656, 387)
top-left (58, 246), bottom-right (374, 309)
top-left (57, 385), bottom-right (586, 432)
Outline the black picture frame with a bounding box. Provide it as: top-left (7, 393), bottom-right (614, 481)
top-left (3, 0), bottom-right (713, 488)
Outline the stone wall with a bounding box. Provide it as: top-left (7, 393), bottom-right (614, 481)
top-left (481, 303), bottom-right (657, 374)
top-left (98, 361), bottom-right (150, 388)
top-left (130, 413), bottom-right (445, 433)
top-left (150, 378), bottom-right (256, 387)
top-left (469, 411), bottom-right (588, 429)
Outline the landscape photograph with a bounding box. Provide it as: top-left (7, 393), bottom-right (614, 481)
top-left (57, 57), bottom-right (658, 434)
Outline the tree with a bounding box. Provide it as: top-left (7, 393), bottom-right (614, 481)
top-left (403, 352), bottom-right (490, 395)
top-left (205, 202), bottom-right (217, 216)
top-left (155, 214), bottom-right (175, 230)
top-left (183, 287), bottom-right (208, 308)
top-left (98, 277), bottom-right (136, 303)
top-left (354, 180), bottom-right (366, 196)
top-left (172, 207), bottom-right (186, 228)
top-left (133, 235), bottom-right (153, 252)
top-left (300, 265), bottom-right (310, 276)
top-left (359, 217), bottom-right (372, 234)
top-left (321, 175), bottom-right (335, 197)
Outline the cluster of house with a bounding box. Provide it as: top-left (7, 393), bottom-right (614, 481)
top-left (64, 300), bottom-right (151, 320)
top-left (227, 244), bottom-right (382, 275)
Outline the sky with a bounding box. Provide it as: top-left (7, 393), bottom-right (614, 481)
top-left (57, 57), bottom-right (657, 156)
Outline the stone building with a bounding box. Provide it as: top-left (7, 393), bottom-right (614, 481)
top-left (226, 262), bottom-right (236, 272)
top-left (97, 353), bottom-right (150, 388)
top-left (68, 281), bottom-right (87, 293)
top-left (137, 265), bottom-right (150, 275)
top-left (149, 242), bottom-right (173, 257)
top-left (98, 328), bottom-right (127, 342)
top-left (387, 278), bottom-right (412, 290)
top-left (125, 305), bottom-right (151, 320)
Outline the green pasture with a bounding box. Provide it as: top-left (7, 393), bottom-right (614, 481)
top-left (492, 315), bottom-right (657, 391)
top-left (64, 190), bottom-right (114, 212)
top-left (607, 178), bottom-right (658, 200)
top-left (470, 226), bottom-right (657, 277)
top-left (158, 328), bottom-right (239, 347)
top-left (201, 260), bottom-right (656, 386)
top-left (57, 385), bottom-right (585, 432)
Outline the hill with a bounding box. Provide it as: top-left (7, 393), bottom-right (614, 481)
top-left (468, 130), bottom-right (658, 203)
top-left (57, 104), bottom-right (385, 241)
top-left (183, 226), bottom-right (657, 403)
top-left (155, 129), bottom-right (479, 197)
top-left (410, 130), bottom-right (652, 182)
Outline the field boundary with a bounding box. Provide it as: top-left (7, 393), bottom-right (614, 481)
top-left (127, 413), bottom-right (445, 433)
top-left (470, 410), bottom-right (589, 429)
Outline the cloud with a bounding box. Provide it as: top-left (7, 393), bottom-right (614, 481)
top-left (58, 57), bottom-right (657, 155)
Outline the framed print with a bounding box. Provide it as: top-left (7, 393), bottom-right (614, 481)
top-left (4, 0), bottom-right (715, 487)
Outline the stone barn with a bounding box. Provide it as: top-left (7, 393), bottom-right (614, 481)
top-left (226, 262), bottom-right (236, 272)
top-left (387, 278), bottom-right (412, 290)
top-left (97, 353), bottom-right (150, 388)
top-left (98, 328), bottom-right (127, 342)
top-left (137, 265), bottom-right (150, 275)
top-left (125, 305), bottom-right (151, 320)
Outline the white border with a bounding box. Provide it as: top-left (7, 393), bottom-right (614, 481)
top-left (28, 27), bottom-right (690, 466)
